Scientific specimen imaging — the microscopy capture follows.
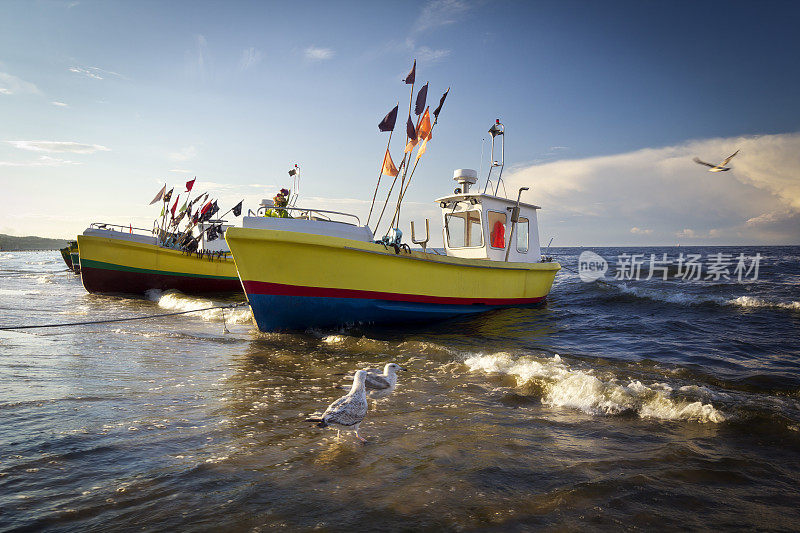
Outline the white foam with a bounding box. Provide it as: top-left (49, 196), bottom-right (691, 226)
top-left (464, 352), bottom-right (725, 423)
top-left (0, 288), bottom-right (42, 296)
top-left (726, 295), bottom-right (800, 310)
top-left (145, 289), bottom-right (252, 324)
top-left (614, 283), bottom-right (799, 311)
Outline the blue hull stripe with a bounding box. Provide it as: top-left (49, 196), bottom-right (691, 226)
top-left (246, 292), bottom-right (545, 331)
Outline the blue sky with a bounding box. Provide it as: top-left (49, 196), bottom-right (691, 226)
top-left (1, 0), bottom-right (799, 245)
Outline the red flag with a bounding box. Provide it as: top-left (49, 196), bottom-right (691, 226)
top-left (416, 107), bottom-right (432, 141)
top-left (129, 224), bottom-right (132, 234)
top-left (185, 177), bottom-right (196, 192)
top-left (171, 194), bottom-right (180, 218)
top-left (381, 148), bottom-right (399, 177)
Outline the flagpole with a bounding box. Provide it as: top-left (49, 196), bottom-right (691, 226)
top-left (181, 200), bottom-right (241, 251)
top-left (159, 196), bottom-right (169, 244)
top-left (177, 190), bottom-right (203, 245)
top-left (374, 79), bottom-right (415, 238)
top-left (179, 179), bottom-right (196, 236)
top-left (392, 77), bottom-right (416, 222)
top-left (372, 157), bottom-right (407, 237)
top-left (390, 114), bottom-right (441, 229)
top-left (366, 127), bottom-right (394, 227)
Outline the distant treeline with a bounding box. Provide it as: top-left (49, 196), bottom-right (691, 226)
top-left (0, 233), bottom-right (70, 251)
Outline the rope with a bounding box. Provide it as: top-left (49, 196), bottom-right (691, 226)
top-left (0, 302), bottom-right (249, 331)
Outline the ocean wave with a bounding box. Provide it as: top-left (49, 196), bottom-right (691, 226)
top-left (611, 283), bottom-right (799, 311)
top-left (726, 295), bottom-right (800, 310)
top-left (464, 352), bottom-right (726, 423)
top-left (0, 288), bottom-right (42, 296)
top-left (145, 289), bottom-right (252, 324)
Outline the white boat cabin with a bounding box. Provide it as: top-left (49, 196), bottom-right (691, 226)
top-left (195, 220), bottom-right (232, 252)
top-left (435, 169), bottom-right (541, 263)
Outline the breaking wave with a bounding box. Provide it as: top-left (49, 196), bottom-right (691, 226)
top-left (464, 352), bottom-right (726, 423)
top-left (612, 283), bottom-right (799, 311)
top-left (145, 289), bottom-right (252, 324)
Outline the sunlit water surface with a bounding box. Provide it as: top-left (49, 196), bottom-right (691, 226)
top-left (1, 248), bottom-right (799, 531)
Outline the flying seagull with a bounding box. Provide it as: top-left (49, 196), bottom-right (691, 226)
top-left (693, 150), bottom-right (739, 172)
top-left (307, 369), bottom-right (369, 442)
top-left (362, 362), bottom-right (408, 399)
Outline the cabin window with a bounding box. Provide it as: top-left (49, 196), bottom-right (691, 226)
top-left (445, 210), bottom-right (483, 248)
top-left (516, 217), bottom-right (529, 253)
top-left (487, 211), bottom-right (507, 249)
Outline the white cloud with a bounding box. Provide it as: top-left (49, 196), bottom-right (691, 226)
top-left (304, 46), bottom-right (335, 61)
top-left (0, 72), bottom-right (41, 95)
top-left (630, 227), bottom-right (653, 235)
top-left (7, 141), bottom-right (110, 154)
top-left (504, 133), bottom-right (800, 244)
top-left (69, 66), bottom-right (103, 80)
top-left (414, 0), bottom-right (471, 33)
top-left (68, 65), bottom-right (125, 80)
top-left (169, 168), bottom-right (192, 173)
top-left (169, 145), bottom-right (197, 161)
top-left (416, 46), bottom-right (451, 63)
top-left (185, 35), bottom-right (209, 79)
top-left (51, 101), bottom-right (68, 107)
top-left (0, 155), bottom-right (81, 167)
top-left (239, 47), bottom-right (262, 70)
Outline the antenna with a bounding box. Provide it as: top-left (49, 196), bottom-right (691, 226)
top-left (479, 137), bottom-right (485, 187)
top-left (288, 164), bottom-right (300, 207)
top-left (482, 119), bottom-right (505, 195)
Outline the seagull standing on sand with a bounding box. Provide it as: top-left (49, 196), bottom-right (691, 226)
top-left (693, 150), bottom-right (740, 172)
top-left (307, 369), bottom-right (369, 442)
top-left (363, 362), bottom-right (408, 399)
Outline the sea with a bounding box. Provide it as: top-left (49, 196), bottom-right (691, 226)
top-left (0, 246), bottom-right (798, 531)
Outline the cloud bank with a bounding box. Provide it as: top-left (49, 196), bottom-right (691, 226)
top-left (503, 133), bottom-right (800, 245)
top-left (7, 141), bottom-right (110, 154)
top-left (0, 72), bottom-right (41, 95)
top-left (304, 47), bottom-right (334, 61)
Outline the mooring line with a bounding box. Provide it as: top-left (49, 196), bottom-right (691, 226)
top-left (0, 303), bottom-right (249, 331)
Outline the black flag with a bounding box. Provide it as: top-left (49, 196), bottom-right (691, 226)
top-left (406, 116), bottom-right (417, 141)
top-left (232, 200), bottom-right (243, 217)
top-left (206, 225), bottom-right (218, 242)
top-left (163, 187), bottom-right (174, 203)
top-left (414, 82), bottom-right (428, 116)
top-left (211, 200), bottom-right (219, 217)
top-left (403, 59), bottom-right (416, 84)
top-left (433, 87), bottom-right (449, 119)
top-left (378, 104), bottom-right (398, 132)
top-left (288, 164), bottom-right (298, 176)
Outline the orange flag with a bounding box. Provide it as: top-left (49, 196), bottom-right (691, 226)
top-left (415, 137), bottom-right (429, 162)
top-left (381, 147), bottom-right (399, 177)
top-left (416, 107), bottom-right (432, 142)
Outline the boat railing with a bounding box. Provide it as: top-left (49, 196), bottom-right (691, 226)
top-left (90, 222), bottom-right (155, 235)
top-left (254, 206), bottom-right (361, 226)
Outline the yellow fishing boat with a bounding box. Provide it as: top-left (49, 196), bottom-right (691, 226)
top-left (77, 223), bottom-right (240, 295)
top-left (226, 119), bottom-right (560, 331)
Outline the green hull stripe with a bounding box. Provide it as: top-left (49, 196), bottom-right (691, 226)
top-left (80, 258), bottom-right (238, 281)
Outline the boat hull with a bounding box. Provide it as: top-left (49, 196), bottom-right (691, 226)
top-left (226, 227), bottom-right (560, 331)
top-left (77, 234), bottom-right (241, 295)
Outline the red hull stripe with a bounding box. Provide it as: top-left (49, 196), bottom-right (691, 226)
top-left (81, 265), bottom-right (242, 295)
top-left (242, 280), bottom-right (545, 306)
